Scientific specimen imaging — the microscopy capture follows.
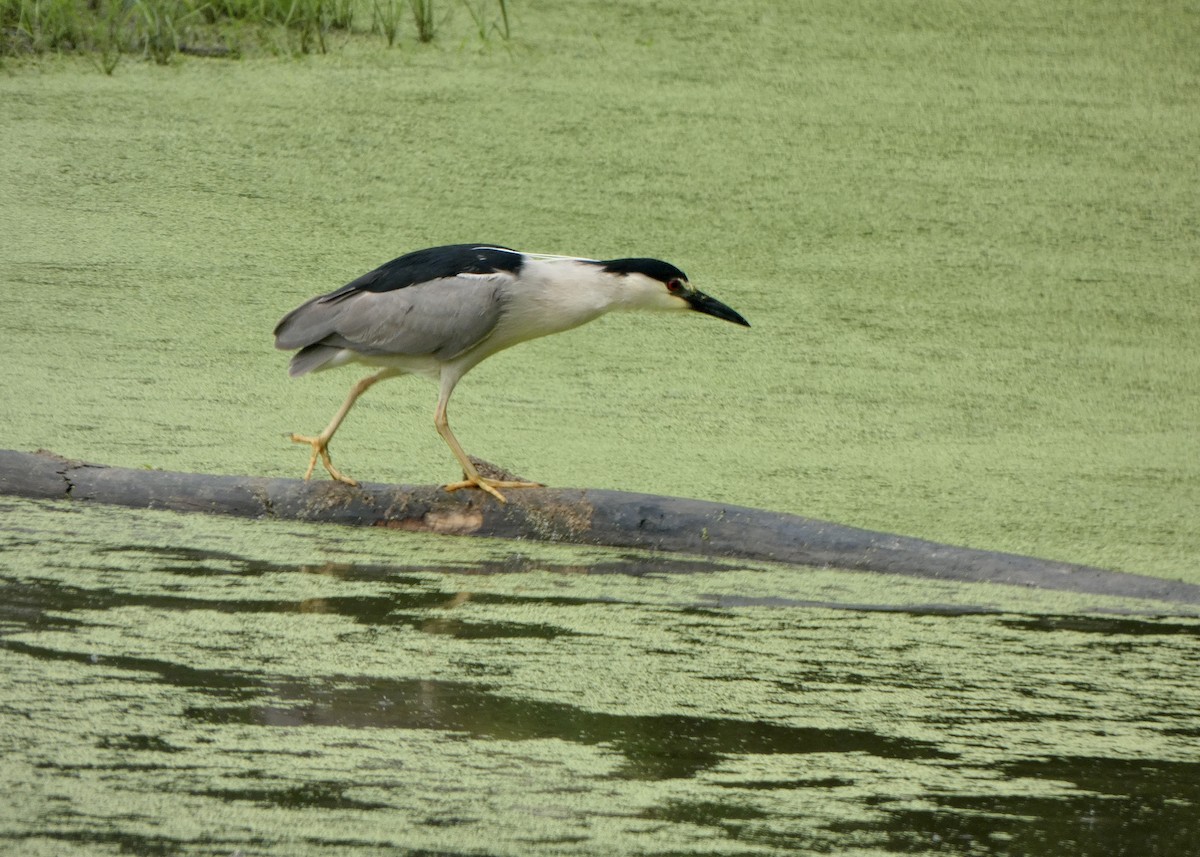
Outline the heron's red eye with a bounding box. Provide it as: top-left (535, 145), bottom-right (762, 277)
top-left (667, 278), bottom-right (685, 294)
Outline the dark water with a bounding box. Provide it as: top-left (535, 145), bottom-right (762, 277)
top-left (3, 500), bottom-right (1199, 856)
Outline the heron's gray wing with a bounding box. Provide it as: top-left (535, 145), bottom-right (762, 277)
top-left (276, 272), bottom-right (510, 360)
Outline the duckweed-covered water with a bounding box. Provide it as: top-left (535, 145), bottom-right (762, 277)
top-left (3, 0), bottom-right (1199, 579)
top-left (3, 1), bottom-right (1200, 852)
top-left (3, 499), bottom-right (1199, 855)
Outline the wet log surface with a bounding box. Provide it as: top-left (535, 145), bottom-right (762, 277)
top-left (3, 448), bottom-right (1197, 605)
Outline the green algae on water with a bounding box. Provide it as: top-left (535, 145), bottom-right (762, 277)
top-left (3, 498), bottom-right (1200, 855)
top-left (1, 0), bottom-right (1199, 581)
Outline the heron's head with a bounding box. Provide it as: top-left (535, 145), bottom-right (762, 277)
top-left (596, 257), bottom-right (751, 327)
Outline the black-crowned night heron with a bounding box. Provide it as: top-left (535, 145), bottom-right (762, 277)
top-left (274, 243), bottom-right (750, 501)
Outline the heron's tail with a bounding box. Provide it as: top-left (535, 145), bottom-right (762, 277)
top-left (274, 295), bottom-right (343, 377)
top-left (273, 295), bottom-right (332, 349)
top-left (286, 343), bottom-right (343, 378)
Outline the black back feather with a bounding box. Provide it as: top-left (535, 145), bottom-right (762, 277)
top-left (321, 244), bottom-right (523, 303)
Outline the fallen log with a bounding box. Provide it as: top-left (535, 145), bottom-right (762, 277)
top-left (2, 448), bottom-right (1197, 605)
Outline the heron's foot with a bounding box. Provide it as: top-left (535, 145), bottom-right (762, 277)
top-left (443, 476), bottom-right (543, 504)
top-left (288, 433), bottom-right (359, 486)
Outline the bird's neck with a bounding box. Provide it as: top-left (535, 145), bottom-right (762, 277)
top-left (508, 260), bottom-right (628, 332)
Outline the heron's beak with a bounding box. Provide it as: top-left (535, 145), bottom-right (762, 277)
top-left (685, 290), bottom-right (751, 327)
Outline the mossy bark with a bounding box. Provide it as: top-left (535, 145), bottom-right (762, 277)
top-left (4, 448), bottom-right (1197, 605)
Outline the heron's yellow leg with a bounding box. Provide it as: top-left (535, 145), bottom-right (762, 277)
top-left (433, 386), bottom-right (541, 503)
top-left (289, 368), bottom-right (398, 486)
top-left (442, 474), bottom-right (544, 503)
top-left (289, 433), bottom-right (358, 485)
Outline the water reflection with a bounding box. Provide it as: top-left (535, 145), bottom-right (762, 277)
top-left (3, 533), bottom-right (1199, 856)
top-left (2, 573), bottom-right (578, 639)
top-left (839, 757), bottom-right (1200, 856)
top-left (95, 542), bottom-right (736, 580)
top-left (186, 676), bottom-right (947, 781)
